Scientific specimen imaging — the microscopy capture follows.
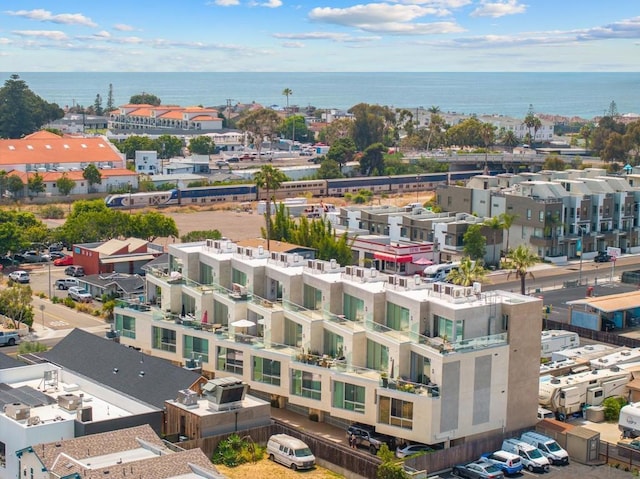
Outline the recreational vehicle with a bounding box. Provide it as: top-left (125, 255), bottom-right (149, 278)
top-left (590, 348), bottom-right (640, 369)
top-left (423, 262), bottom-right (460, 283)
top-left (619, 402), bottom-right (640, 438)
top-left (541, 330), bottom-right (579, 359)
top-left (539, 367), bottom-right (631, 420)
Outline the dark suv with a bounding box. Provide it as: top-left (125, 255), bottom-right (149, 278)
top-left (65, 265), bottom-right (85, 277)
top-left (347, 423), bottom-right (395, 455)
top-left (594, 252), bottom-right (612, 263)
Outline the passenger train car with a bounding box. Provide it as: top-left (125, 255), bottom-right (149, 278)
top-left (105, 170), bottom-right (495, 209)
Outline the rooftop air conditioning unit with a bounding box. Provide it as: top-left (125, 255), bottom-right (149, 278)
top-left (27, 416), bottom-right (41, 426)
top-left (280, 253), bottom-right (287, 263)
top-left (177, 389), bottom-right (199, 408)
top-left (4, 403), bottom-right (30, 420)
top-left (316, 261), bottom-right (324, 272)
top-left (213, 240), bottom-right (221, 250)
top-left (206, 239), bottom-right (214, 249)
top-left (398, 277), bottom-right (408, 288)
top-left (271, 252), bottom-right (279, 261)
top-left (356, 268), bottom-right (365, 279)
top-left (621, 351), bottom-right (631, 356)
top-left (77, 407), bottom-right (93, 422)
top-left (345, 266), bottom-right (354, 276)
top-left (58, 393), bottom-right (81, 411)
top-left (444, 285), bottom-right (454, 296)
top-left (472, 282), bottom-right (482, 294)
top-left (370, 268), bottom-right (377, 278)
top-left (453, 288), bottom-right (463, 298)
top-left (387, 276), bottom-right (396, 285)
top-left (330, 259), bottom-right (337, 270)
top-left (307, 259), bottom-right (315, 269)
top-left (433, 283), bottom-right (441, 293)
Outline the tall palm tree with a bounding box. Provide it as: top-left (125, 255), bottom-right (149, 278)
top-left (446, 257), bottom-right (486, 286)
top-left (426, 105), bottom-right (441, 152)
top-left (483, 216), bottom-right (503, 267)
top-left (498, 212), bottom-right (518, 255)
top-left (254, 164), bottom-right (288, 251)
top-left (282, 88), bottom-right (292, 113)
top-left (505, 245), bottom-right (539, 295)
top-left (480, 122), bottom-right (495, 173)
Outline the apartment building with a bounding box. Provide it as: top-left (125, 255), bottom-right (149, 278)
top-left (109, 104), bottom-right (223, 132)
top-left (436, 169), bottom-right (640, 259)
top-left (114, 238), bottom-right (542, 447)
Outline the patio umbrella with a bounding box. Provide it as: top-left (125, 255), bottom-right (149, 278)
top-left (181, 304), bottom-right (186, 318)
top-left (231, 319), bottom-right (256, 328)
top-left (413, 257), bottom-right (433, 266)
top-left (202, 310), bottom-right (208, 324)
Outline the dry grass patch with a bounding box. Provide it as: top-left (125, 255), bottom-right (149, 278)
top-left (215, 459), bottom-right (344, 479)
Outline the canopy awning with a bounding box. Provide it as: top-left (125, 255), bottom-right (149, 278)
top-left (567, 290), bottom-right (640, 313)
top-left (374, 252), bottom-right (413, 263)
top-left (100, 254), bottom-right (156, 264)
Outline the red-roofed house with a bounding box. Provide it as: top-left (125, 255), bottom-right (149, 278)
top-left (5, 168), bottom-right (137, 196)
top-left (0, 131), bottom-right (125, 173)
top-left (109, 105), bottom-right (223, 131)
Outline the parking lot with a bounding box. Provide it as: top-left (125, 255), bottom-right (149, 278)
top-left (438, 461), bottom-right (633, 478)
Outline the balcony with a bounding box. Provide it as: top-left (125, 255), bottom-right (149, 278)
top-left (282, 300), bottom-right (324, 322)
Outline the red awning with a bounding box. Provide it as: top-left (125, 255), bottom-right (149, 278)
top-left (374, 252), bottom-right (413, 263)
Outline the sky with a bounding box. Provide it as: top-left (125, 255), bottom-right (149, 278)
top-left (1, 1), bottom-right (639, 72)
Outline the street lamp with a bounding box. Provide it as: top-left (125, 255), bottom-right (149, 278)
top-left (48, 258), bottom-right (52, 299)
top-left (577, 226), bottom-right (584, 285)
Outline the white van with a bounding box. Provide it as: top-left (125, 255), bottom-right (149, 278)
top-left (267, 434), bottom-right (315, 471)
top-left (537, 407), bottom-right (555, 421)
top-left (501, 439), bottom-right (550, 473)
top-left (520, 431), bottom-right (569, 465)
top-left (423, 262), bottom-right (460, 283)
top-left (481, 450), bottom-right (523, 475)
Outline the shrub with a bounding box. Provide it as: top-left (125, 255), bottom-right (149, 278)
top-left (51, 296), bottom-right (61, 304)
top-left (212, 434), bottom-right (262, 467)
top-left (63, 297), bottom-right (76, 308)
top-left (603, 396), bottom-right (627, 422)
top-left (40, 205), bottom-right (65, 219)
top-left (17, 341), bottom-right (48, 354)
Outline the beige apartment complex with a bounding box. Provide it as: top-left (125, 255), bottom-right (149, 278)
top-left (114, 238), bottom-right (542, 447)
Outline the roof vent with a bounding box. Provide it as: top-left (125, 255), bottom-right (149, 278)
top-left (4, 402), bottom-right (30, 420)
top-left (58, 393), bottom-right (81, 411)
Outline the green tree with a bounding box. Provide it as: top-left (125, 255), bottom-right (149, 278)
top-left (237, 108), bottom-right (283, 159)
top-left (27, 172), bottom-right (45, 197)
top-left (446, 257), bottom-right (487, 286)
top-left (0, 74), bottom-right (64, 138)
top-left (0, 283), bottom-right (34, 328)
top-left (523, 104), bottom-right (542, 145)
top-left (129, 93), bottom-right (161, 106)
top-left (93, 93), bottom-right (104, 116)
top-left (112, 135), bottom-right (156, 159)
top-left (326, 137), bottom-right (356, 172)
top-left (105, 83), bottom-right (115, 113)
top-left (280, 115), bottom-right (310, 143)
top-left (56, 173), bottom-right (76, 197)
top-left (446, 117), bottom-right (484, 147)
top-left (254, 165), bottom-right (288, 251)
top-left (188, 136), bottom-right (216, 155)
top-left (480, 122), bottom-right (496, 170)
top-left (579, 124), bottom-right (593, 148)
top-left (601, 132), bottom-right (627, 163)
top-left (501, 130), bottom-right (519, 151)
top-left (506, 245), bottom-right (539, 295)
top-left (129, 211), bottom-right (179, 242)
top-left (376, 444), bottom-right (409, 479)
top-left (463, 224), bottom-right (486, 260)
top-left (154, 134), bottom-right (183, 159)
top-left (7, 174), bottom-right (24, 198)
top-left (82, 164), bottom-right (102, 193)
top-left (360, 142), bottom-right (386, 176)
top-left (349, 103), bottom-right (393, 150)
top-left (181, 229), bottom-right (222, 243)
top-left (319, 118), bottom-right (355, 145)
top-left (483, 216), bottom-right (503, 266)
top-left (0, 221), bottom-right (26, 256)
top-left (317, 159), bottom-right (344, 179)
top-left (499, 212), bottom-right (518, 254)
top-left (542, 155), bottom-right (566, 171)
top-left (603, 396), bottom-right (627, 422)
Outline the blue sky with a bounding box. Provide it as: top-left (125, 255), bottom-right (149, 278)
top-left (1, 1), bottom-right (639, 72)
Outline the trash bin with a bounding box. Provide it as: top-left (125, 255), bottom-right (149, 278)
top-left (587, 286), bottom-right (594, 297)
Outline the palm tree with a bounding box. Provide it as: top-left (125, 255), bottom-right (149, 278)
top-left (446, 257), bottom-right (486, 286)
top-left (501, 130), bottom-right (519, 152)
top-left (282, 88), bottom-right (292, 114)
top-left (480, 122), bottom-right (495, 173)
top-left (426, 105), bottom-right (441, 152)
top-left (254, 165), bottom-right (288, 251)
top-left (498, 212), bottom-right (518, 255)
top-left (483, 216), bottom-right (503, 267)
top-left (505, 245), bottom-right (539, 295)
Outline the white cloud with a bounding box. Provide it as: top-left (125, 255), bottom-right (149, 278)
top-left (249, 0), bottom-right (283, 7)
top-left (308, 3), bottom-right (464, 35)
top-left (5, 9), bottom-right (97, 27)
top-left (12, 30), bottom-right (69, 41)
top-left (113, 23), bottom-right (135, 31)
top-left (281, 41), bottom-right (305, 48)
top-left (0, 37), bottom-right (12, 45)
top-left (215, 0), bottom-right (241, 5)
top-left (93, 30), bottom-right (111, 39)
top-left (470, 0), bottom-right (527, 18)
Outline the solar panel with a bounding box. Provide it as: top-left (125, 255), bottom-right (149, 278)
top-left (0, 383), bottom-right (55, 408)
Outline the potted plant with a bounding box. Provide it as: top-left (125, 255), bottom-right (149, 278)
top-left (381, 372), bottom-right (389, 387)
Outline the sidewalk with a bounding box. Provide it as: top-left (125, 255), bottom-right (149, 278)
top-left (270, 407), bottom-right (348, 446)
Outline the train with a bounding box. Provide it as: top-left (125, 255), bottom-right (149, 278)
top-left (104, 170), bottom-right (496, 209)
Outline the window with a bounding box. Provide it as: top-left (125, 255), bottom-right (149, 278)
top-left (253, 357), bottom-right (281, 385)
top-left (379, 396), bottom-right (413, 429)
top-left (366, 339), bottom-right (389, 371)
top-left (200, 264), bottom-right (213, 285)
top-left (303, 284), bottom-right (322, 310)
top-left (527, 209), bottom-right (532, 220)
top-left (291, 370), bottom-right (322, 400)
top-left (284, 318), bottom-right (303, 347)
top-left (434, 315), bottom-right (463, 341)
top-left (502, 314), bottom-right (509, 331)
top-left (152, 327), bottom-right (176, 352)
top-left (217, 347), bottom-right (243, 374)
top-left (115, 313), bottom-right (136, 339)
top-left (343, 294), bottom-right (364, 321)
top-left (183, 335), bottom-right (209, 363)
top-left (232, 268), bottom-right (247, 286)
top-left (0, 440), bottom-right (5, 468)
top-left (213, 300), bottom-right (228, 326)
top-left (386, 302), bottom-right (410, 331)
top-left (333, 381), bottom-right (365, 413)
top-left (323, 330), bottom-right (344, 357)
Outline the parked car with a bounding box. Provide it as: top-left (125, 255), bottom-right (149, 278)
top-left (481, 451), bottom-right (523, 475)
top-left (48, 242), bottom-right (64, 252)
top-left (22, 251), bottom-right (48, 263)
top-left (228, 156), bottom-right (240, 163)
top-left (452, 459), bottom-right (504, 479)
top-left (54, 255), bottom-right (74, 266)
top-left (501, 439), bottom-right (549, 473)
top-left (594, 252), bottom-right (612, 263)
top-left (8, 270), bottom-right (30, 283)
top-left (49, 251), bottom-right (66, 260)
top-left (65, 265), bottom-right (85, 277)
top-left (395, 443), bottom-right (433, 459)
top-left (55, 278), bottom-right (79, 290)
top-left (266, 434), bottom-right (316, 471)
top-left (0, 331), bottom-right (20, 347)
top-left (68, 286), bottom-right (92, 303)
top-left (347, 423), bottom-right (395, 455)
top-left (520, 431), bottom-right (569, 465)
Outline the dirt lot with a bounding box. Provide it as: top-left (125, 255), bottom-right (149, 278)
top-left (215, 459), bottom-right (343, 479)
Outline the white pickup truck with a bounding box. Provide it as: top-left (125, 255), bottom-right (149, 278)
top-left (0, 331), bottom-right (20, 347)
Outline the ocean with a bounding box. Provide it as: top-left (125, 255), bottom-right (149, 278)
top-left (6, 72), bottom-right (639, 120)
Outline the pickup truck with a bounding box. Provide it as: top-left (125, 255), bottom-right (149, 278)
top-left (56, 278), bottom-right (79, 290)
top-left (0, 331), bottom-right (20, 347)
top-left (347, 424), bottom-right (395, 455)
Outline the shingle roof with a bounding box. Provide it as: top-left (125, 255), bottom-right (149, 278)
top-left (0, 352), bottom-right (24, 369)
top-left (33, 425), bottom-right (226, 479)
top-left (81, 273), bottom-right (145, 295)
top-left (39, 329), bottom-right (202, 409)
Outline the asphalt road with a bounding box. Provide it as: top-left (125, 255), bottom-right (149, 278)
top-left (437, 461), bottom-right (631, 479)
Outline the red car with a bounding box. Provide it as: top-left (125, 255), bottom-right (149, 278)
top-left (53, 255), bottom-right (74, 266)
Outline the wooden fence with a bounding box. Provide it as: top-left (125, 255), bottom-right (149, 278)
top-left (179, 419), bottom-right (381, 479)
top-left (545, 319), bottom-right (640, 348)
